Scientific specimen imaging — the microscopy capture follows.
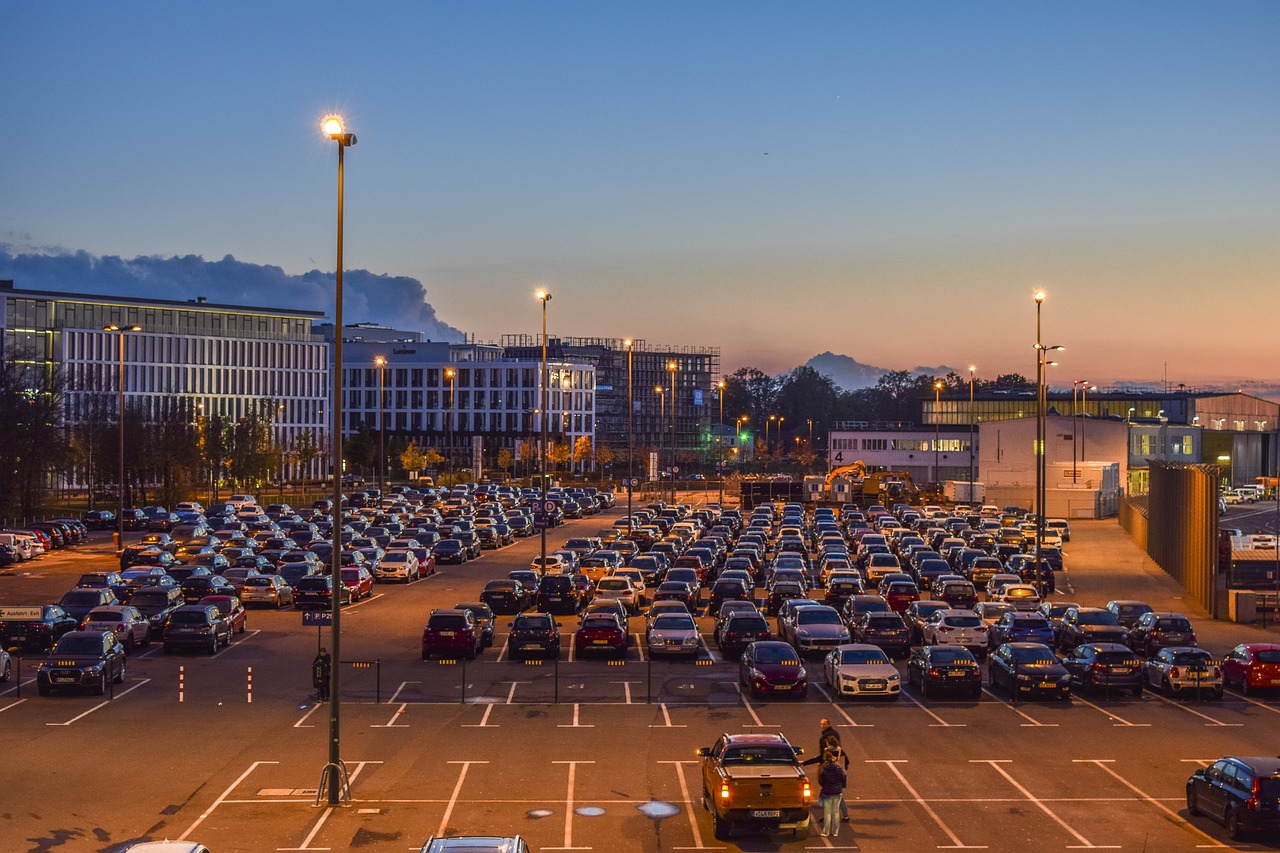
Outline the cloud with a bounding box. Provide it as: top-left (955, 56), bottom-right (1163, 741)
top-left (0, 246), bottom-right (466, 342)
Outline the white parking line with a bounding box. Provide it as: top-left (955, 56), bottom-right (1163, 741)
top-left (293, 703), bottom-right (322, 728)
top-left (730, 682), bottom-right (781, 728)
top-left (0, 698), bottom-right (27, 713)
top-left (558, 703), bottom-right (594, 728)
top-left (813, 683), bottom-right (873, 727)
top-left (212, 629), bottom-right (262, 658)
top-left (180, 760), bottom-right (279, 841)
top-left (345, 593), bottom-right (385, 611)
top-left (1144, 691), bottom-right (1241, 727)
top-left (502, 681), bottom-right (526, 704)
top-left (660, 760), bottom-right (719, 850)
top-left (1224, 689), bottom-right (1280, 715)
top-left (496, 636), bottom-right (511, 661)
top-left (1068, 695), bottom-right (1149, 727)
top-left (1072, 760), bottom-right (1227, 849)
top-left (612, 680), bottom-right (637, 704)
top-left (972, 760), bottom-right (1114, 848)
top-left (462, 702), bottom-right (499, 727)
top-left (0, 677), bottom-right (35, 697)
top-left (650, 702), bottom-right (687, 728)
top-left (386, 680), bottom-right (418, 704)
top-left (899, 688), bottom-right (965, 728)
top-left (633, 634), bottom-right (647, 662)
top-left (547, 760), bottom-right (594, 851)
top-left (278, 761), bottom-right (379, 851)
top-left (980, 688), bottom-right (1058, 727)
top-left (868, 760), bottom-right (985, 849)
top-left (46, 678), bottom-right (150, 726)
top-left (435, 760), bottom-right (487, 839)
top-left (371, 703), bottom-right (410, 728)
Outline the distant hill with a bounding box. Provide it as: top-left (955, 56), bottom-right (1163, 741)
top-left (804, 352), bottom-right (959, 391)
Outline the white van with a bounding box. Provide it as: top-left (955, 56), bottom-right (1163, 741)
top-left (0, 532), bottom-right (36, 560)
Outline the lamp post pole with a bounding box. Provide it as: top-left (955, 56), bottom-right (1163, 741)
top-left (322, 113), bottom-right (355, 806)
top-left (968, 366), bottom-right (976, 495)
top-left (807, 418), bottom-right (813, 470)
top-left (444, 367), bottom-right (456, 485)
top-left (536, 290), bottom-right (551, 575)
top-left (624, 339), bottom-right (634, 535)
top-left (718, 381), bottom-right (725, 505)
top-left (655, 386), bottom-right (665, 494)
top-left (668, 364), bottom-right (678, 503)
top-left (737, 416), bottom-right (747, 476)
top-left (1081, 384), bottom-right (1094, 477)
top-left (933, 381), bottom-right (943, 489)
top-left (374, 356), bottom-right (386, 496)
top-left (766, 415), bottom-right (775, 467)
top-left (1034, 291), bottom-right (1045, 595)
top-left (1072, 379), bottom-right (1087, 485)
top-left (106, 324), bottom-right (141, 554)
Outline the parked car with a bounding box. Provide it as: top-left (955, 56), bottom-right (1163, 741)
top-left (1144, 646), bottom-right (1223, 699)
top-left (241, 574), bottom-right (295, 608)
top-left (294, 576), bottom-right (352, 610)
top-left (199, 595), bottom-right (247, 633)
top-left (645, 612), bottom-right (699, 658)
top-left (1186, 756), bottom-right (1280, 840)
top-left (162, 604), bottom-right (232, 654)
top-left (739, 640), bottom-right (808, 699)
top-left (1061, 642), bottom-right (1144, 696)
top-left (907, 644), bottom-right (982, 700)
top-left (823, 643), bottom-right (901, 699)
top-left (1126, 611), bottom-right (1197, 657)
top-left (578, 612), bottom-right (632, 658)
top-left (453, 602), bottom-right (496, 648)
top-left (1221, 643), bottom-right (1280, 695)
top-left (421, 608), bottom-right (483, 660)
top-left (80, 605), bottom-right (151, 651)
top-left (507, 612), bottom-right (561, 660)
top-left (58, 587), bottom-right (120, 622)
top-left (987, 642), bottom-right (1071, 699)
top-left (36, 630), bottom-right (126, 695)
top-left (1104, 600), bottom-right (1154, 629)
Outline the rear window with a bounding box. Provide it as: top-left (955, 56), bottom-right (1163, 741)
top-left (170, 610), bottom-right (211, 624)
top-left (84, 612), bottom-right (122, 623)
top-left (516, 616), bottom-right (552, 630)
top-left (930, 649), bottom-right (973, 665)
top-left (244, 577), bottom-right (274, 587)
top-left (727, 616), bottom-right (768, 632)
top-left (1078, 612), bottom-right (1120, 626)
top-left (428, 614), bottom-right (468, 630)
top-left (61, 591), bottom-right (103, 605)
top-left (130, 592), bottom-right (169, 608)
top-left (797, 609), bottom-right (842, 625)
top-left (867, 614), bottom-right (904, 628)
top-left (943, 615), bottom-right (982, 628)
top-left (1156, 618), bottom-right (1192, 631)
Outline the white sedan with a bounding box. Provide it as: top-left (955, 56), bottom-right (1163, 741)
top-left (646, 614), bottom-right (701, 658)
top-left (992, 584), bottom-right (1043, 611)
top-left (823, 643), bottom-right (901, 698)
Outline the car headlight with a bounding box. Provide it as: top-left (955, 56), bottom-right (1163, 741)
top-left (797, 667), bottom-right (807, 679)
top-left (888, 673), bottom-right (900, 681)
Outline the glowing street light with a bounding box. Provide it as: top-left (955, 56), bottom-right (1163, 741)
top-left (104, 323), bottom-right (141, 554)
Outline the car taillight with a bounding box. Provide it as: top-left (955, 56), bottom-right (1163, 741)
top-left (928, 667), bottom-right (941, 677)
top-left (803, 781), bottom-right (812, 800)
top-left (1170, 667), bottom-right (1180, 678)
top-left (720, 782), bottom-right (730, 800)
top-left (1090, 662), bottom-right (1106, 671)
top-left (1246, 776), bottom-right (1262, 811)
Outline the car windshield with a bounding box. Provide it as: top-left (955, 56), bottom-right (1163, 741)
top-left (129, 592), bottom-right (168, 608)
top-left (1079, 612), bottom-right (1121, 626)
top-left (840, 649), bottom-right (889, 665)
top-left (653, 616), bottom-right (695, 630)
top-left (721, 745), bottom-right (797, 765)
top-left (866, 615), bottom-right (903, 628)
top-left (944, 616), bottom-right (982, 628)
top-left (797, 610), bottom-right (842, 625)
top-left (943, 585), bottom-right (973, 595)
top-left (54, 636), bottom-right (105, 655)
top-left (1011, 647), bottom-right (1057, 665)
top-left (753, 647), bottom-right (799, 665)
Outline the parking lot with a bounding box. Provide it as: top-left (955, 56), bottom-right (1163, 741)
top-left (2, 512), bottom-right (1279, 851)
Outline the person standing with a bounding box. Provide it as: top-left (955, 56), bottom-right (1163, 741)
top-left (818, 748), bottom-right (847, 837)
top-left (803, 718), bottom-right (850, 821)
top-left (312, 648), bottom-right (331, 700)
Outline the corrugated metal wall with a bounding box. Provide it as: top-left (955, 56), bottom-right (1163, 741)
top-left (1132, 463), bottom-right (1220, 614)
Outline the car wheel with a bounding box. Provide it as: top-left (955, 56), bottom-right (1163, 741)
top-left (921, 681), bottom-right (931, 700)
top-left (208, 638), bottom-right (218, 655)
top-left (1212, 688), bottom-right (1224, 701)
top-left (124, 635), bottom-right (135, 654)
top-left (1131, 683), bottom-right (1143, 698)
top-left (115, 660), bottom-right (126, 684)
top-left (711, 808), bottom-right (730, 840)
top-left (0, 658), bottom-right (9, 682)
top-left (1162, 677), bottom-right (1174, 697)
top-left (37, 682), bottom-right (50, 696)
top-left (1240, 678), bottom-right (1251, 696)
top-left (1226, 806), bottom-right (1247, 841)
top-left (95, 673), bottom-right (107, 695)
top-left (1186, 787), bottom-right (1201, 816)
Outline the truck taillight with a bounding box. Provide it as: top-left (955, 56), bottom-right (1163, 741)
top-left (720, 783), bottom-right (730, 800)
top-left (803, 782), bottom-right (812, 800)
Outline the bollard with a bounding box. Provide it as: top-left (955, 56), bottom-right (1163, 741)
top-left (554, 653), bottom-right (559, 704)
top-left (247, 666), bottom-right (253, 704)
top-left (179, 665), bottom-right (185, 703)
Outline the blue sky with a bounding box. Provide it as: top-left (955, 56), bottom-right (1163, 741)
top-left (3, 2), bottom-right (1277, 385)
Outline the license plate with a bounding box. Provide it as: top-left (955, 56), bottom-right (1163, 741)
top-left (593, 639), bottom-right (609, 645)
top-left (1039, 681), bottom-right (1057, 689)
top-left (52, 676), bottom-right (75, 683)
top-left (1111, 667), bottom-right (1131, 674)
top-left (439, 631), bottom-right (455, 637)
top-left (863, 681), bottom-right (885, 690)
top-left (752, 809), bottom-right (781, 818)
top-left (948, 670), bottom-right (968, 677)
top-left (1271, 679), bottom-right (1280, 686)
top-left (772, 684), bottom-right (792, 690)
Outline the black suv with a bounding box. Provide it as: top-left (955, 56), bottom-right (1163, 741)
top-left (295, 576), bottom-right (352, 610)
top-left (536, 575), bottom-right (582, 615)
top-left (507, 612), bottom-right (561, 660)
top-left (1057, 607), bottom-right (1129, 651)
top-left (163, 604), bottom-right (232, 654)
top-left (129, 586), bottom-right (184, 639)
top-left (36, 630), bottom-right (126, 695)
top-left (1187, 756), bottom-right (1280, 840)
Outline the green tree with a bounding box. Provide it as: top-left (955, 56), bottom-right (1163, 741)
top-left (0, 363), bottom-right (67, 520)
top-left (400, 440), bottom-right (427, 476)
top-left (497, 447), bottom-right (514, 477)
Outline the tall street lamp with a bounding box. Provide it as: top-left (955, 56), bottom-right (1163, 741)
top-left (1081, 383), bottom-right (1096, 477)
top-left (105, 324), bottom-right (141, 553)
top-left (667, 360), bottom-right (678, 503)
top-left (1072, 378), bottom-right (1089, 485)
top-left (933, 381), bottom-right (944, 488)
top-left (536, 289), bottom-right (552, 576)
top-left (444, 366), bottom-right (456, 485)
top-left (736, 415), bottom-right (748, 475)
top-left (718, 381), bottom-right (725, 505)
top-left (624, 339), bottom-right (634, 534)
top-left (766, 415), bottom-right (776, 463)
top-left (807, 419), bottom-right (813, 468)
top-left (777, 416), bottom-right (786, 458)
top-left (374, 356), bottom-right (387, 496)
top-left (321, 113), bottom-right (355, 806)
top-left (654, 385), bottom-right (665, 489)
top-left (968, 366), bottom-right (976, 495)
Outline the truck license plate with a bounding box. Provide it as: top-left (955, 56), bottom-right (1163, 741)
top-left (752, 809), bottom-right (781, 818)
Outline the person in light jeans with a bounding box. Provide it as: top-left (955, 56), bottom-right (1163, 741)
top-left (818, 748), bottom-right (847, 837)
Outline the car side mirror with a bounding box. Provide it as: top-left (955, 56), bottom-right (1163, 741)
top-left (695, 747), bottom-right (710, 757)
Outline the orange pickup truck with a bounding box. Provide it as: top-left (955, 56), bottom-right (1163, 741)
top-left (697, 732), bottom-right (813, 839)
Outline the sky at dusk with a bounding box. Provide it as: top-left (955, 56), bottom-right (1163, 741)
top-left (3, 2), bottom-right (1277, 387)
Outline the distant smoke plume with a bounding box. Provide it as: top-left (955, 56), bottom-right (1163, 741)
top-left (0, 246), bottom-right (465, 342)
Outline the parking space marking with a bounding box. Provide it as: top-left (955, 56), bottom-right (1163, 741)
top-left (1144, 692), bottom-right (1241, 727)
top-left (371, 703), bottom-right (410, 728)
top-left (386, 680), bottom-right (418, 704)
top-left (0, 677), bottom-right (35, 699)
top-left (898, 688), bottom-right (964, 728)
top-left (660, 760), bottom-right (719, 850)
top-left (179, 760), bottom-right (279, 841)
top-left (972, 760), bottom-right (1114, 848)
top-left (213, 629), bottom-right (262, 657)
top-left (1224, 689), bottom-right (1280, 715)
top-left (650, 702), bottom-right (687, 728)
top-left (277, 761), bottom-right (379, 852)
top-left (495, 636), bottom-right (511, 661)
top-left (612, 680), bottom-right (637, 704)
top-left (868, 760), bottom-right (985, 849)
top-left (813, 684), bottom-right (874, 726)
top-left (345, 593), bottom-right (385, 611)
top-left (558, 703), bottom-right (594, 728)
top-left (730, 682), bottom-right (781, 728)
top-left (462, 703), bottom-right (499, 727)
top-left (502, 681), bottom-right (526, 704)
top-left (1068, 695), bottom-right (1149, 727)
top-left (546, 760), bottom-right (594, 851)
top-left (633, 635), bottom-right (647, 662)
top-left (45, 678), bottom-right (150, 726)
top-left (436, 760), bottom-right (488, 839)
top-left (1071, 760), bottom-right (1228, 849)
top-left (980, 688), bottom-right (1057, 727)
top-left (293, 703), bottom-right (322, 728)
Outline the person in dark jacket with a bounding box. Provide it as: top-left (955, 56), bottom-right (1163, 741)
top-left (802, 718), bottom-right (850, 820)
top-left (818, 749), bottom-right (847, 837)
top-left (312, 648), bottom-right (331, 700)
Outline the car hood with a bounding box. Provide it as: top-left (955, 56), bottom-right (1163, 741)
top-left (750, 661), bottom-right (803, 676)
top-left (835, 662), bottom-right (898, 678)
top-left (649, 628), bottom-right (698, 642)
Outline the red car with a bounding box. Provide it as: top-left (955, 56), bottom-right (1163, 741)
top-left (1222, 643), bottom-right (1280, 695)
top-left (574, 612), bottom-right (629, 658)
top-left (341, 566), bottom-right (375, 601)
top-left (739, 640), bottom-right (808, 699)
top-left (199, 595), bottom-right (247, 634)
top-left (884, 581), bottom-right (920, 613)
